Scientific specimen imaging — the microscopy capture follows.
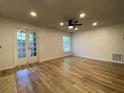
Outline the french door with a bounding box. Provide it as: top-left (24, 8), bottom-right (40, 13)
top-left (16, 29), bottom-right (38, 65)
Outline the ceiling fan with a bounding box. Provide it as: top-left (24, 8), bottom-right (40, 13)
top-left (60, 19), bottom-right (82, 30)
top-left (67, 19), bottom-right (82, 30)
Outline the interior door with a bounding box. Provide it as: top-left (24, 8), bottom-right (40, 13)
top-left (16, 29), bottom-right (38, 65)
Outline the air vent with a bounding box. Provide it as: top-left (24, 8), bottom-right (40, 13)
top-left (112, 53), bottom-right (123, 62)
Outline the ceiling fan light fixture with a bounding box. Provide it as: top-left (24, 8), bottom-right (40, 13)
top-left (75, 27), bottom-right (79, 30)
top-left (68, 26), bottom-right (73, 29)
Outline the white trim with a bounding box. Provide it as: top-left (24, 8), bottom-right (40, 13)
top-left (0, 65), bottom-right (15, 71)
top-left (40, 55), bottom-right (72, 63)
top-left (74, 55), bottom-right (124, 64)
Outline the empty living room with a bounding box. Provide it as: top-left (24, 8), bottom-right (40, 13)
top-left (0, 0), bottom-right (124, 93)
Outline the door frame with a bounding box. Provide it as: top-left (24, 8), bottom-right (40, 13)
top-left (14, 27), bottom-right (39, 66)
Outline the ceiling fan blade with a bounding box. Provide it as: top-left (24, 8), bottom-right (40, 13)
top-left (74, 20), bottom-right (78, 24)
top-left (74, 24), bottom-right (82, 26)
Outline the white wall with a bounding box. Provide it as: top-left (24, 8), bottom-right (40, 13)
top-left (0, 17), bottom-right (71, 71)
top-left (73, 24), bottom-right (124, 62)
top-left (38, 28), bottom-right (72, 62)
top-left (0, 18), bottom-right (15, 70)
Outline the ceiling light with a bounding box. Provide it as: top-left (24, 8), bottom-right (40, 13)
top-left (30, 12), bottom-right (37, 17)
top-left (68, 26), bottom-right (73, 29)
top-left (80, 13), bottom-right (86, 18)
top-left (60, 22), bottom-right (64, 26)
top-left (75, 27), bottom-right (79, 30)
top-left (92, 22), bottom-right (98, 26)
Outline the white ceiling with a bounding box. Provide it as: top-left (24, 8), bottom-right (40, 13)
top-left (0, 0), bottom-right (124, 31)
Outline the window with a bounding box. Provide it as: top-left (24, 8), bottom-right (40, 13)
top-left (63, 35), bottom-right (71, 52)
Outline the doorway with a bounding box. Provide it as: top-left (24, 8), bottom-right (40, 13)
top-left (16, 29), bottom-right (38, 65)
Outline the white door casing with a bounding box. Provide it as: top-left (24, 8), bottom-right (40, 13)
top-left (16, 29), bottom-right (38, 66)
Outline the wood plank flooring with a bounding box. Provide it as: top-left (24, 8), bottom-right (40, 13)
top-left (2, 56), bottom-right (124, 93)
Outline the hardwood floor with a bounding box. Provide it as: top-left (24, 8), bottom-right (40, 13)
top-left (2, 56), bottom-right (124, 93)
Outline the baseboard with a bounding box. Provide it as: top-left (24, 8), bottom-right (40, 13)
top-left (0, 66), bottom-right (16, 76)
top-left (0, 55), bottom-right (72, 72)
top-left (40, 55), bottom-right (73, 63)
top-left (1, 55), bottom-right (123, 73)
top-left (73, 55), bottom-right (124, 64)
top-left (0, 66), bottom-right (15, 72)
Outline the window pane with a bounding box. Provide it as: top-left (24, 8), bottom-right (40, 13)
top-left (30, 41), bottom-right (33, 46)
top-left (63, 36), bottom-right (71, 52)
top-left (63, 36), bottom-right (71, 42)
top-left (64, 43), bottom-right (71, 52)
top-left (18, 41), bottom-right (21, 47)
top-left (30, 34), bottom-right (33, 41)
top-left (23, 52), bottom-right (26, 58)
top-left (30, 32), bottom-right (36, 42)
top-left (22, 41), bottom-right (26, 47)
top-left (30, 52), bottom-right (37, 57)
top-left (17, 31), bottom-right (21, 40)
top-left (30, 47), bottom-right (37, 52)
top-left (34, 52), bottom-right (37, 56)
top-left (22, 32), bottom-right (26, 40)
top-left (34, 47), bottom-right (37, 52)
top-left (34, 42), bottom-right (37, 46)
top-left (30, 47), bottom-right (34, 52)
top-left (30, 42), bottom-right (37, 47)
top-left (18, 53), bottom-right (23, 58)
top-left (18, 47), bottom-right (23, 53)
top-left (22, 47), bottom-right (26, 53)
